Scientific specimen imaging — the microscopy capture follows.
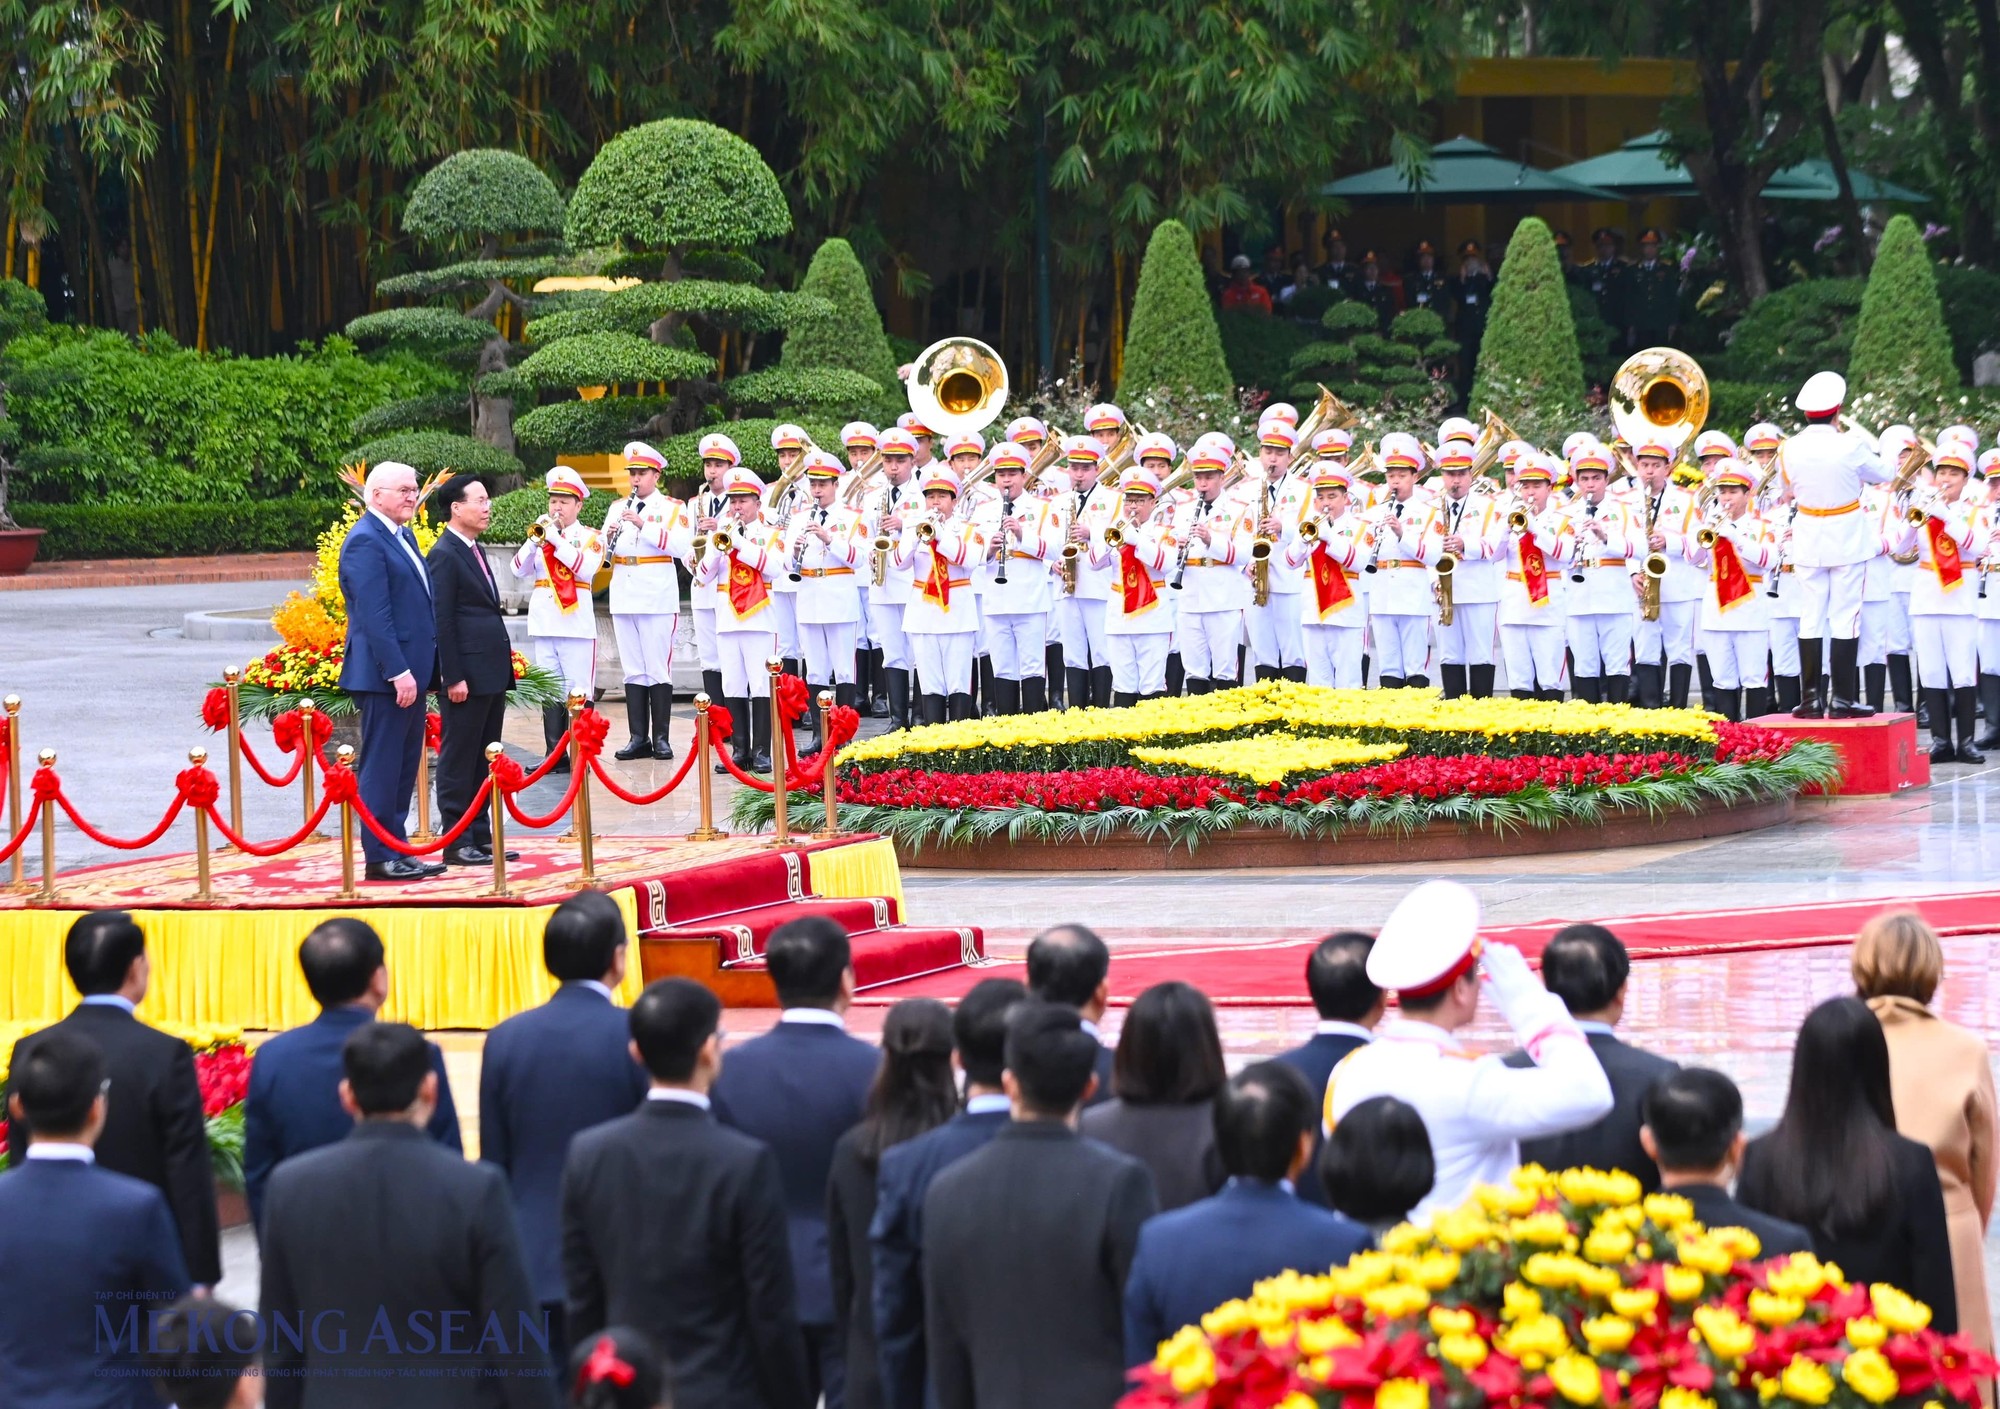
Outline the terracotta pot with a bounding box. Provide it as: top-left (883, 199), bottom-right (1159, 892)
top-left (216, 1186), bottom-right (249, 1230)
top-left (0, 526), bottom-right (45, 576)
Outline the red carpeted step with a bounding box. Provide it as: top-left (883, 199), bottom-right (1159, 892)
top-left (722, 923), bottom-right (985, 991)
top-left (642, 897), bottom-right (902, 965)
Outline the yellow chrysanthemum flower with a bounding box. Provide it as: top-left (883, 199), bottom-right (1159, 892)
top-left (1675, 1235), bottom-right (1735, 1276)
top-left (1429, 1306), bottom-right (1476, 1337)
top-left (1297, 1315), bottom-right (1361, 1354)
top-left (1663, 1265), bottom-right (1707, 1303)
top-left (1376, 1378), bottom-right (1429, 1409)
top-left (1691, 1305), bottom-right (1756, 1363)
top-left (1748, 1290), bottom-right (1805, 1327)
top-left (1509, 1212), bottom-right (1574, 1247)
top-left (1477, 1182), bottom-right (1542, 1217)
top-left (1378, 1222), bottom-right (1431, 1256)
top-left (1361, 1282), bottom-right (1431, 1321)
top-left (1495, 1312), bottom-right (1570, 1369)
top-left (1502, 1281), bottom-right (1544, 1322)
top-left (1642, 1193), bottom-right (1696, 1230)
top-left (1583, 1225), bottom-right (1636, 1265)
top-left (1438, 1333), bottom-right (1489, 1370)
top-left (1869, 1284), bottom-right (1933, 1334)
top-left (1432, 1208), bottom-right (1496, 1252)
top-left (1200, 1300), bottom-right (1254, 1337)
top-left (1661, 1388), bottom-right (1719, 1409)
top-left (1765, 1253), bottom-right (1840, 1300)
top-left (1841, 1349), bottom-right (1901, 1405)
top-left (1610, 1288), bottom-right (1660, 1321)
top-left (1844, 1317), bottom-right (1888, 1350)
top-left (1779, 1354), bottom-right (1835, 1405)
top-left (1557, 1167), bottom-right (1643, 1209)
top-left (1581, 1315), bottom-right (1636, 1355)
top-left (1549, 1354), bottom-right (1604, 1405)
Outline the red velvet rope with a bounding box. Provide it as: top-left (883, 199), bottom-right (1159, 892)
top-left (715, 740), bottom-right (775, 794)
top-left (518, 726), bottom-right (574, 787)
top-left (238, 732), bottom-right (308, 788)
top-left (338, 766), bottom-right (494, 857)
top-left (589, 734), bottom-right (702, 805)
top-left (32, 764), bottom-right (199, 851)
top-left (0, 716), bottom-right (11, 769)
top-left (205, 793), bottom-right (337, 857)
top-left (504, 760), bottom-right (587, 829)
top-left (0, 795), bottom-right (39, 864)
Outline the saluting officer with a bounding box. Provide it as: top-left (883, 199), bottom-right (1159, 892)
top-left (604, 441), bottom-right (692, 762)
top-left (1625, 229), bottom-right (1680, 352)
top-left (511, 466), bottom-right (605, 771)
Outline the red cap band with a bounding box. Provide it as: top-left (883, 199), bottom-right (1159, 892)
top-left (1396, 937), bottom-right (1483, 1002)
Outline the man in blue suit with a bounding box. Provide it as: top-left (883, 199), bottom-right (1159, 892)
top-left (241, 917), bottom-right (462, 1232)
top-left (0, 1029), bottom-right (190, 1408)
top-left (482, 890), bottom-right (648, 1367)
top-left (1123, 1061), bottom-right (1370, 1370)
top-left (712, 917), bottom-right (882, 1409)
top-left (869, 976), bottom-right (1025, 1409)
top-left (339, 459), bottom-right (445, 882)
top-left (1273, 930), bottom-right (1380, 1207)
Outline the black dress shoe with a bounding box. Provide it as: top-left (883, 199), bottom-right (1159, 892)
top-left (1957, 742), bottom-right (1986, 765)
top-left (651, 739), bottom-right (675, 760)
top-left (366, 859), bottom-right (439, 882)
top-left (444, 846), bottom-right (519, 866)
top-left (613, 738), bottom-right (653, 761)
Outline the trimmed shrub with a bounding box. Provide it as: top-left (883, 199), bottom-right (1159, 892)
top-left (349, 431), bottom-right (524, 480)
top-left (1117, 220), bottom-right (1233, 402)
top-left (1469, 218), bottom-right (1588, 443)
top-left (402, 150), bottom-right (565, 250)
top-left (1569, 284), bottom-right (1620, 393)
top-left (1220, 310), bottom-right (1315, 400)
top-left (1707, 382), bottom-right (1795, 436)
top-left (565, 119), bottom-right (791, 254)
top-left (1719, 279), bottom-right (1861, 384)
top-left (15, 496), bottom-right (346, 560)
top-left (1288, 302), bottom-right (1450, 427)
top-left (780, 238), bottom-right (897, 407)
top-left (1846, 214), bottom-right (1959, 420)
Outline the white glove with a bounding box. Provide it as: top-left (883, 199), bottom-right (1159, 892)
top-left (1478, 941), bottom-right (1542, 1008)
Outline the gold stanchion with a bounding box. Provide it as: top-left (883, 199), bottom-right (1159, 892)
top-left (298, 699), bottom-right (327, 841)
top-left (767, 659), bottom-right (790, 845)
top-left (486, 742), bottom-right (510, 898)
top-left (334, 744), bottom-right (359, 900)
top-left (410, 719), bottom-right (436, 843)
top-left (4, 694), bottom-right (23, 891)
top-left (689, 693), bottom-right (727, 841)
top-left (816, 690), bottom-right (842, 840)
top-left (561, 692), bottom-right (585, 842)
top-left (222, 666), bottom-right (244, 844)
top-left (570, 693), bottom-right (597, 885)
top-left (34, 747), bottom-right (57, 905)
top-left (188, 747), bottom-right (214, 904)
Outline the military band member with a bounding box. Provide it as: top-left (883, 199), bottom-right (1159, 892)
top-left (1287, 463), bottom-right (1371, 688)
top-left (1498, 457), bottom-right (1574, 700)
top-left (1364, 433), bottom-right (1434, 689)
top-left (1005, 415), bottom-right (1049, 460)
top-left (842, 422), bottom-right (885, 716)
top-left (898, 466), bottom-right (986, 723)
top-left (511, 466), bottom-right (605, 770)
top-left (1420, 439), bottom-right (1504, 699)
top-left (1630, 436), bottom-right (1702, 709)
top-left (1778, 372), bottom-right (1893, 717)
top-left (866, 429), bottom-right (922, 730)
top-left (1859, 471), bottom-right (1903, 714)
top-left (783, 451), bottom-right (865, 755)
top-left (1688, 461), bottom-right (1776, 720)
top-left (1085, 402), bottom-right (1128, 453)
top-left (1562, 446), bottom-right (1638, 704)
top-left (1892, 444), bottom-right (1988, 764)
top-left (1055, 438), bottom-right (1117, 708)
top-left (1170, 441), bottom-right (1253, 693)
top-left (1976, 450), bottom-right (2000, 748)
top-left (975, 441), bottom-right (1058, 713)
top-left (694, 468), bottom-right (780, 774)
top-left (766, 424), bottom-right (810, 680)
top-left (1090, 467), bottom-right (1177, 703)
top-left (1692, 430), bottom-right (1735, 482)
top-left (898, 411), bottom-right (937, 469)
top-left (604, 441), bottom-right (692, 762)
top-left (688, 437), bottom-right (736, 709)
top-left (1249, 421), bottom-right (1307, 682)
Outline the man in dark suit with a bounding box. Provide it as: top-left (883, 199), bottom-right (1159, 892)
top-left (1124, 1062), bottom-right (1370, 1368)
top-left (339, 459), bottom-right (445, 882)
top-left (712, 917), bottom-right (880, 1409)
top-left (1506, 925), bottom-right (1679, 1190)
top-left (4, 911), bottom-right (219, 1284)
top-left (1274, 931), bottom-right (1381, 1208)
top-left (427, 471), bottom-right (519, 868)
top-left (1640, 1068), bottom-right (1812, 1256)
top-left (562, 978), bottom-right (811, 1409)
top-left (482, 891), bottom-right (648, 1366)
top-left (924, 1000), bottom-right (1157, 1409)
top-left (1026, 923), bottom-right (1114, 1106)
top-left (260, 1021), bottom-right (554, 1408)
top-left (871, 977), bottom-right (1026, 1409)
top-left (242, 917), bottom-right (462, 1232)
top-left (0, 1029), bottom-right (190, 1409)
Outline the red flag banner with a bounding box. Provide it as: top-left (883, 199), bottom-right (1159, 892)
top-left (1119, 543), bottom-right (1159, 616)
top-left (727, 555), bottom-right (770, 618)
top-left (1518, 533), bottom-right (1550, 606)
top-left (1712, 536), bottom-right (1754, 612)
top-left (1309, 542), bottom-right (1354, 614)
top-left (541, 538), bottom-right (581, 612)
top-left (1925, 517), bottom-right (1965, 590)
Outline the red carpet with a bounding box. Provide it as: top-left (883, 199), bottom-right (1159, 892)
top-left (854, 889), bottom-right (2000, 1007)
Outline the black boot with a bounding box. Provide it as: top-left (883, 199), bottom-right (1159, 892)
top-left (1022, 676), bottom-right (1048, 713)
top-left (1536, 688), bottom-right (1565, 702)
top-left (948, 691), bottom-right (976, 721)
top-left (1829, 637), bottom-right (1873, 718)
top-left (781, 657), bottom-right (803, 688)
top-left (1700, 684), bottom-right (1723, 715)
top-left (1573, 676), bottom-right (1603, 704)
top-left (1091, 665), bottom-right (1114, 708)
top-left (978, 655), bottom-right (997, 715)
top-left (1511, 688), bottom-right (1536, 700)
top-left (701, 668), bottom-right (725, 710)
top-left (1955, 686), bottom-right (1985, 764)
top-left (1714, 689), bottom-right (1741, 722)
top-left (798, 687), bottom-right (826, 758)
top-left (649, 684), bottom-right (675, 760)
top-left (1632, 663), bottom-right (1664, 710)
top-left (886, 667), bottom-right (913, 731)
top-left (615, 689), bottom-right (653, 760)
top-left (1978, 674), bottom-right (2000, 748)
top-left (717, 699), bottom-right (751, 774)
top-left (1668, 663), bottom-right (1694, 710)
top-left (1254, 665), bottom-right (1280, 683)
top-left (542, 705), bottom-right (572, 773)
top-left (1744, 687), bottom-right (1771, 720)
top-left (919, 692), bottom-right (947, 726)
top-left (1772, 674), bottom-right (1800, 713)
top-left (1794, 638), bottom-right (1826, 718)
top-left (1602, 674), bottom-right (1629, 707)
top-left (1927, 688), bottom-right (1955, 763)
top-left (1065, 666), bottom-right (1092, 710)
top-left (1186, 677), bottom-right (1213, 696)
top-left (991, 679), bottom-right (1022, 716)
top-left (1405, 673), bottom-right (1430, 689)
top-left (1887, 654), bottom-right (1916, 715)
top-left (1282, 666), bottom-right (1308, 683)
top-left (1113, 691), bottom-right (1140, 708)
top-left (1378, 675), bottom-right (1405, 691)
top-left (1166, 652), bottom-right (1185, 696)
top-left (1864, 662), bottom-right (1887, 716)
top-left (1046, 644), bottom-right (1067, 705)
top-left (751, 703), bottom-right (773, 773)
top-left (1468, 664), bottom-right (1496, 698)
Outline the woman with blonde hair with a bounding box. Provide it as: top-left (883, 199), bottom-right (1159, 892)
top-left (1853, 910), bottom-right (1996, 1360)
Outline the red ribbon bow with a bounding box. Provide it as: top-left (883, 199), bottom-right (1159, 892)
top-left (176, 766), bottom-right (220, 809)
top-left (571, 707), bottom-right (611, 760)
top-left (424, 711), bottom-right (442, 751)
top-left (489, 754), bottom-right (527, 792)
top-left (706, 707), bottom-right (734, 744)
top-left (579, 1337), bottom-right (635, 1391)
top-left (775, 673), bottom-right (811, 724)
top-left (321, 765), bottom-right (359, 805)
top-left (31, 765), bottom-right (59, 803)
top-left (200, 687), bottom-right (231, 732)
top-left (271, 708), bottom-right (334, 755)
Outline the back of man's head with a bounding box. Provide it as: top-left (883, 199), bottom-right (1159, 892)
top-left (1642, 1067), bottom-right (1743, 1172)
top-left (64, 910), bottom-right (145, 996)
top-left (631, 978), bottom-right (722, 1082)
top-left (146, 1296), bottom-right (259, 1409)
top-left (11, 1028), bottom-right (105, 1137)
top-left (299, 917), bottom-right (386, 1007)
top-left (765, 917), bottom-right (851, 1008)
top-left (1306, 931), bottom-right (1380, 1022)
top-left (954, 978), bottom-right (1027, 1088)
top-left (341, 1021), bottom-right (430, 1116)
top-left (1003, 999), bottom-right (1099, 1116)
top-left (1025, 924), bottom-right (1109, 1007)
top-left (1214, 1060), bottom-right (1316, 1183)
top-left (545, 890), bottom-right (627, 983)
top-left (1540, 924), bottom-right (1629, 1017)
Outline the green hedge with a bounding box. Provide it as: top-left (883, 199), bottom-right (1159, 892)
top-left (13, 496), bottom-right (347, 561)
top-left (486, 485), bottom-right (619, 543)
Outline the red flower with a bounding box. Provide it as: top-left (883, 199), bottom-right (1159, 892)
top-left (195, 1044), bottom-right (251, 1117)
top-left (200, 688), bottom-right (231, 731)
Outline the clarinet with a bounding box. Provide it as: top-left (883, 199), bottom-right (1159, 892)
top-left (993, 495), bottom-right (1015, 586)
top-left (1170, 497), bottom-right (1208, 591)
top-left (1571, 501), bottom-right (1599, 584)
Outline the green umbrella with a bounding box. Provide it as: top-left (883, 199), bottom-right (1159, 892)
top-left (1553, 132), bottom-right (1927, 204)
top-left (1324, 136), bottom-right (1622, 206)
top-left (1761, 159), bottom-right (1930, 205)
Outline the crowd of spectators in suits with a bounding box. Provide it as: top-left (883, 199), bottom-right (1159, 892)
top-left (0, 901), bottom-right (1988, 1409)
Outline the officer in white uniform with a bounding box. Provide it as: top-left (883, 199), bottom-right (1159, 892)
top-left (974, 441), bottom-right (1059, 713)
top-left (511, 465), bottom-right (605, 769)
top-left (1054, 438), bottom-right (1117, 708)
top-left (1248, 420), bottom-right (1308, 682)
top-left (1324, 880), bottom-right (1613, 1221)
top-left (1363, 433), bottom-right (1434, 689)
top-left (766, 424), bottom-right (810, 679)
top-left (1892, 443), bottom-right (1989, 764)
top-left (1420, 439), bottom-right (1505, 698)
top-left (1975, 450), bottom-right (2000, 747)
top-left (1090, 467), bottom-right (1177, 702)
top-left (1561, 444), bottom-right (1640, 704)
top-left (841, 422), bottom-right (884, 715)
top-left (1169, 441), bottom-right (1254, 693)
top-left (1497, 456), bottom-right (1574, 699)
top-left (1629, 433), bottom-right (1703, 709)
top-left (782, 450), bottom-right (865, 754)
top-left (1688, 459), bottom-right (1777, 720)
top-left (693, 467), bottom-right (780, 774)
top-left (1286, 462), bottom-right (1371, 687)
top-left (686, 436), bottom-right (736, 710)
top-left (897, 465), bottom-right (987, 722)
top-left (1778, 371), bottom-right (1893, 717)
top-left (604, 441), bottom-right (692, 761)
top-left (864, 428), bottom-right (922, 730)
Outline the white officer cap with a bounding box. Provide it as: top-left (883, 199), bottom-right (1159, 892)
top-left (622, 441), bottom-right (667, 472)
top-left (1796, 371), bottom-right (1846, 415)
top-left (1438, 416), bottom-right (1477, 444)
top-left (1259, 402), bottom-right (1300, 430)
top-left (1365, 880), bottom-right (1484, 997)
top-left (1940, 424), bottom-right (1979, 453)
top-left (1561, 431), bottom-right (1601, 461)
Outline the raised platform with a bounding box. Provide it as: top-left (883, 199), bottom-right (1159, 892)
top-left (895, 793), bottom-right (1795, 871)
top-left (0, 833), bottom-right (983, 1027)
top-left (1746, 712), bottom-right (1928, 795)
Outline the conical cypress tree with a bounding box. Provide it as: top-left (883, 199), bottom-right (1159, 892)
top-left (1469, 218), bottom-right (1588, 444)
top-left (1846, 214), bottom-right (1958, 419)
top-left (1117, 219), bottom-right (1233, 401)
top-left (780, 237), bottom-right (900, 397)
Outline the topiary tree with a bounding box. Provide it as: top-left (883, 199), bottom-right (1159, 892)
top-left (1289, 302), bottom-right (1453, 428)
top-left (773, 237), bottom-right (897, 417)
top-left (343, 149), bottom-right (564, 472)
top-left (1117, 219), bottom-right (1233, 402)
top-left (516, 119), bottom-right (843, 454)
top-left (1846, 214), bottom-right (1959, 421)
top-left (1718, 279), bottom-right (1863, 385)
top-left (1568, 284), bottom-right (1620, 395)
top-left (1469, 218), bottom-right (1588, 444)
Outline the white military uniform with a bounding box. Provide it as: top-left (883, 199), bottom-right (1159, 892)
top-left (1778, 421), bottom-right (1893, 637)
top-left (603, 488), bottom-right (691, 687)
top-left (1090, 507), bottom-right (1178, 697)
top-left (1324, 881), bottom-right (1612, 1222)
top-left (898, 508), bottom-right (987, 706)
top-left (1631, 482), bottom-right (1703, 678)
top-left (1170, 490), bottom-right (1254, 687)
top-left (1364, 492), bottom-right (1434, 684)
top-left (975, 490), bottom-right (1059, 687)
top-left (1497, 499), bottom-right (1573, 695)
top-left (687, 485), bottom-right (729, 674)
top-left (511, 513), bottom-right (604, 701)
top-left (1977, 496), bottom-right (2000, 681)
top-left (1054, 480), bottom-right (1118, 675)
top-left (1286, 508), bottom-right (1370, 688)
top-left (782, 501), bottom-right (865, 688)
top-left (865, 474), bottom-right (920, 672)
top-left (693, 516), bottom-right (780, 699)
top-left (1895, 495), bottom-right (1987, 690)
top-left (1690, 510), bottom-right (1776, 694)
top-left (1248, 463), bottom-right (1309, 675)
top-left (1562, 493), bottom-right (1640, 690)
top-left (1420, 490), bottom-right (1506, 682)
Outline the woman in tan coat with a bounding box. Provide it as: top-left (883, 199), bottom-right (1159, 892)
top-left (1854, 911), bottom-right (1997, 1359)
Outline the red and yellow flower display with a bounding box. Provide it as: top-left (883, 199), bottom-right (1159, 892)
top-left (1123, 1165), bottom-right (1995, 1409)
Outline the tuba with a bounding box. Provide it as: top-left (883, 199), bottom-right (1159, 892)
top-left (1469, 408), bottom-right (1525, 482)
top-left (907, 337), bottom-right (1009, 440)
top-left (1610, 347), bottom-right (1710, 466)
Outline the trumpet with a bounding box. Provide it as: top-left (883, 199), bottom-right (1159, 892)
top-left (529, 521), bottom-right (548, 542)
top-left (1104, 521), bottom-right (1126, 549)
top-left (915, 516), bottom-right (939, 545)
top-left (709, 526), bottom-right (734, 555)
top-left (1434, 551), bottom-right (1457, 626)
top-left (1904, 487), bottom-right (1944, 525)
top-left (1297, 517), bottom-right (1323, 543)
top-left (1508, 507), bottom-right (1530, 533)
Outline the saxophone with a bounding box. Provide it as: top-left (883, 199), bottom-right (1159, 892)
top-left (1640, 488), bottom-right (1667, 622)
top-left (1249, 478), bottom-right (1276, 607)
top-left (1060, 489), bottom-right (1087, 596)
top-left (870, 485), bottom-right (896, 587)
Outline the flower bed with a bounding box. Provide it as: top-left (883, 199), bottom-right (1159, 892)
top-left (1124, 1164), bottom-right (1994, 1409)
top-left (731, 682), bottom-right (1839, 849)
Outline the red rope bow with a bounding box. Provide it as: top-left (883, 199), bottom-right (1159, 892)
top-left (30, 766), bottom-right (59, 803)
top-left (322, 764), bottom-right (359, 806)
top-left (176, 766), bottom-right (220, 810)
top-left (707, 707), bottom-right (734, 744)
top-left (270, 708), bottom-right (334, 758)
top-left (579, 1337), bottom-right (635, 1390)
top-left (571, 707), bottom-right (610, 761)
top-left (424, 711), bottom-right (442, 751)
top-left (774, 672), bottom-right (811, 723)
top-left (199, 688), bottom-right (231, 732)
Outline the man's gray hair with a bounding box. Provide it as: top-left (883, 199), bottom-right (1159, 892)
top-left (364, 460), bottom-right (418, 504)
